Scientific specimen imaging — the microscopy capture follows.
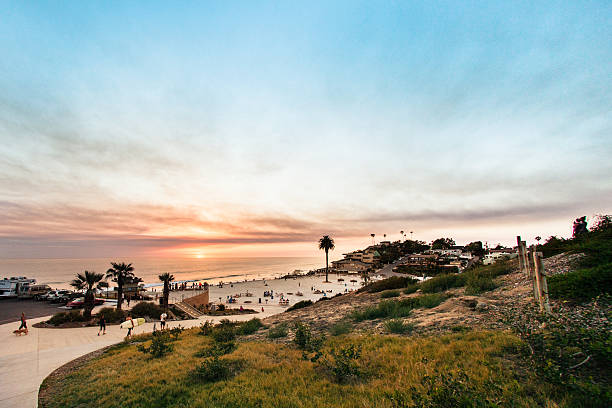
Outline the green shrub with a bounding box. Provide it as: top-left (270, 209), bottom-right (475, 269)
top-left (350, 300), bottom-right (412, 321)
top-left (323, 344), bottom-right (363, 384)
top-left (96, 307), bottom-right (125, 323)
top-left (212, 325), bottom-right (236, 343)
top-left (267, 323), bottom-right (289, 339)
top-left (420, 273), bottom-right (466, 293)
top-left (465, 275), bottom-right (496, 295)
top-left (192, 356), bottom-right (242, 383)
top-left (198, 321), bottom-right (214, 336)
top-left (385, 319), bottom-right (413, 334)
top-left (137, 331), bottom-right (174, 358)
top-left (402, 284), bottom-right (419, 295)
top-left (548, 264), bottom-right (612, 301)
top-left (357, 276), bottom-right (419, 293)
top-left (47, 311), bottom-right (88, 326)
top-left (380, 290), bottom-right (400, 298)
top-left (294, 322), bottom-right (325, 361)
top-left (415, 293), bottom-right (447, 308)
top-left (329, 321), bottom-right (352, 336)
top-left (130, 302), bottom-right (164, 319)
top-left (286, 300), bottom-right (313, 312)
top-left (237, 318), bottom-right (264, 335)
top-left (195, 341), bottom-right (237, 358)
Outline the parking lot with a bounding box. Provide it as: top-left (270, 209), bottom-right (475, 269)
top-left (0, 299), bottom-right (64, 325)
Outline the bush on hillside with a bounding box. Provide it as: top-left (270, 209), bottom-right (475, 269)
top-left (137, 331), bottom-right (174, 358)
top-left (329, 321), bottom-right (352, 336)
top-left (267, 323), bottom-right (289, 339)
top-left (397, 294), bottom-right (447, 309)
top-left (350, 299), bottom-right (413, 321)
top-left (322, 344), bottom-right (363, 384)
top-left (192, 356), bottom-right (243, 383)
top-left (286, 300), bottom-right (313, 312)
top-left (357, 276), bottom-right (418, 293)
top-left (402, 284), bottom-right (419, 295)
top-left (195, 341), bottom-right (237, 358)
top-left (465, 275), bottom-right (497, 295)
top-left (294, 322), bottom-right (325, 362)
top-left (212, 325), bottom-right (236, 343)
top-left (548, 264), bottom-right (612, 301)
top-left (237, 318), bottom-right (264, 335)
top-left (420, 274), bottom-right (466, 293)
top-left (130, 302), bottom-right (164, 319)
top-left (380, 290), bottom-right (400, 298)
top-left (385, 319), bottom-right (413, 334)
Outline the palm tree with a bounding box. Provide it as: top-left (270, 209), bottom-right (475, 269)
top-left (158, 273), bottom-right (175, 311)
top-left (70, 271), bottom-right (108, 319)
top-left (106, 262), bottom-right (135, 310)
top-left (370, 233), bottom-right (375, 245)
top-left (318, 235), bottom-right (335, 283)
top-left (400, 230), bottom-right (404, 241)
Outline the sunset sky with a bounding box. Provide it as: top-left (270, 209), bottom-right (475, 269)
top-left (1, 1), bottom-right (611, 259)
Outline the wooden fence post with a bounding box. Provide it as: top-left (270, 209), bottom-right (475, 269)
top-left (534, 251), bottom-right (551, 313)
top-left (517, 236), bottom-right (525, 273)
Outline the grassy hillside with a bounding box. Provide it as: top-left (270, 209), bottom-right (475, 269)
top-left (41, 327), bottom-right (558, 408)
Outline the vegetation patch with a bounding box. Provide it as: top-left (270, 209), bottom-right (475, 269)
top-left (267, 323), bottom-right (289, 339)
top-left (192, 356), bottom-right (244, 383)
top-left (548, 264), bottom-right (612, 301)
top-left (195, 341), bottom-right (237, 358)
top-left (380, 289), bottom-right (400, 298)
top-left (286, 300), bottom-right (313, 312)
top-left (420, 273), bottom-right (466, 293)
top-left (402, 284), bottom-right (419, 295)
top-left (130, 302), bottom-right (164, 319)
top-left (236, 318), bottom-right (264, 335)
top-left (358, 276), bottom-right (418, 293)
top-left (46, 311), bottom-right (89, 326)
top-left (351, 299), bottom-right (413, 321)
top-left (384, 319), bottom-right (413, 334)
top-left (329, 320), bottom-right (352, 336)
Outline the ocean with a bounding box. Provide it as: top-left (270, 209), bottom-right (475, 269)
top-left (0, 257), bottom-right (323, 289)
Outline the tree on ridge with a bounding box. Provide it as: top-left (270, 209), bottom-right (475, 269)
top-left (318, 235), bottom-right (335, 283)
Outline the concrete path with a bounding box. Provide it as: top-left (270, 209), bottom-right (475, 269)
top-left (0, 310), bottom-right (283, 408)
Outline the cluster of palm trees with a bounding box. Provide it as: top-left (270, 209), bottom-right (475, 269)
top-left (70, 262), bottom-right (177, 319)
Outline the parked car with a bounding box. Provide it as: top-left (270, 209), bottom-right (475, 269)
top-left (48, 290), bottom-right (73, 303)
top-left (66, 297), bottom-right (105, 309)
top-left (18, 284), bottom-right (52, 300)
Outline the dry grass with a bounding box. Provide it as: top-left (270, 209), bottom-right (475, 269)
top-left (41, 328), bottom-right (562, 408)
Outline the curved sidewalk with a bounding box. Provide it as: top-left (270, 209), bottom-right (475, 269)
top-left (0, 310), bottom-right (280, 408)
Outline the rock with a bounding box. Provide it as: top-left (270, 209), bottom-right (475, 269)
top-left (475, 302), bottom-right (489, 312)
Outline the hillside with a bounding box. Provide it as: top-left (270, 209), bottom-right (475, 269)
top-left (39, 253), bottom-right (610, 408)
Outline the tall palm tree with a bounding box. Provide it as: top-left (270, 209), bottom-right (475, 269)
top-left (106, 262), bottom-right (135, 310)
top-left (400, 231), bottom-right (404, 241)
top-left (370, 233), bottom-right (375, 245)
top-left (158, 273), bottom-right (175, 311)
top-left (70, 270), bottom-right (108, 319)
top-left (318, 235), bottom-right (335, 283)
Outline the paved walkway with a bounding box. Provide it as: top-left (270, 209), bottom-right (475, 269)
top-left (0, 309), bottom-right (284, 408)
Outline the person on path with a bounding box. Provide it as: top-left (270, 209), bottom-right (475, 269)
top-left (98, 315), bottom-right (106, 336)
top-left (125, 315), bottom-right (134, 339)
top-left (160, 312), bottom-right (167, 330)
top-left (19, 312), bottom-right (28, 335)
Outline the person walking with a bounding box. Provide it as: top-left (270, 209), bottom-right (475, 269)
top-left (18, 312), bottom-right (28, 335)
top-left (98, 314), bottom-right (106, 336)
top-left (125, 315), bottom-right (134, 339)
top-left (160, 312), bottom-right (167, 330)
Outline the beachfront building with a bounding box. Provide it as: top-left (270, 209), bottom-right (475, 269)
top-left (483, 248), bottom-right (517, 265)
top-left (331, 258), bottom-right (370, 273)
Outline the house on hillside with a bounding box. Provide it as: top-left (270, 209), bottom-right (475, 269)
top-left (331, 258), bottom-right (370, 273)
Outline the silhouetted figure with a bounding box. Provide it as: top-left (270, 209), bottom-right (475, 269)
top-left (573, 216), bottom-right (588, 237)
